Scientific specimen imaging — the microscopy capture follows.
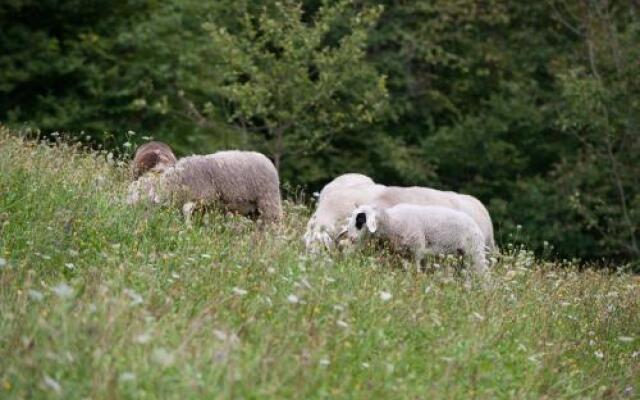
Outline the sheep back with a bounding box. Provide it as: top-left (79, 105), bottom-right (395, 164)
top-left (162, 151), bottom-right (282, 221)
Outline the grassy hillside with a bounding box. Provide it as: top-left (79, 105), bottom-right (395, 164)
top-left (0, 127), bottom-right (638, 399)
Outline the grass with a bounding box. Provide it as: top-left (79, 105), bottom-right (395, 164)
top-left (0, 126), bottom-right (639, 399)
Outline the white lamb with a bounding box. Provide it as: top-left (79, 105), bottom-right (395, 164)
top-left (339, 204), bottom-right (488, 273)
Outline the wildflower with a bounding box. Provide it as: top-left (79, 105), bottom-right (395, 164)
top-left (213, 330), bottom-right (228, 341)
top-left (51, 283), bottom-right (74, 299)
top-left (124, 289), bottom-right (143, 306)
top-left (336, 320), bottom-right (349, 328)
top-left (361, 362), bottom-right (370, 369)
top-left (594, 350), bottom-right (604, 359)
top-left (232, 287), bottom-right (248, 296)
top-left (43, 375), bottom-right (61, 394)
top-left (64, 263), bottom-right (75, 270)
top-left (151, 348), bottom-right (175, 367)
top-left (28, 290), bottom-right (44, 301)
top-left (379, 291), bottom-right (392, 302)
top-left (471, 312), bottom-right (485, 321)
top-left (287, 294), bottom-right (299, 304)
top-left (201, 254), bottom-right (211, 259)
top-left (119, 372), bottom-right (136, 382)
top-left (319, 358), bottom-right (330, 367)
top-left (618, 336), bottom-right (634, 343)
top-left (134, 332), bottom-right (152, 344)
top-left (267, 267), bottom-right (276, 274)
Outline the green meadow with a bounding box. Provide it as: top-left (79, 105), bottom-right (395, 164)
top-left (0, 128), bottom-right (638, 399)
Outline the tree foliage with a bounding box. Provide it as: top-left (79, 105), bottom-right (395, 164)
top-left (1, 0), bottom-right (638, 264)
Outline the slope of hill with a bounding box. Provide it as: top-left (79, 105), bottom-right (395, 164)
top-left (0, 128), bottom-right (638, 398)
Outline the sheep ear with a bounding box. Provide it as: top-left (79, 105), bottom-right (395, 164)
top-left (365, 209), bottom-right (377, 233)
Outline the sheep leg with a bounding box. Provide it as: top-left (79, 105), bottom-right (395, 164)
top-left (182, 201), bottom-right (197, 227)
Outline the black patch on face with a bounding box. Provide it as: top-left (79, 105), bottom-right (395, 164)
top-left (355, 212), bottom-right (366, 230)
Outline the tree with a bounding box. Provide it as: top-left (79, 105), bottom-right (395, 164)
top-left (197, 0), bottom-right (388, 176)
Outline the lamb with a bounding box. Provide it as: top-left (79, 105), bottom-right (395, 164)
top-left (131, 141), bottom-right (177, 179)
top-left (340, 204), bottom-right (487, 273)
top-left (370, 186), bottom-right (495, 251)
top-left (304, 179), bottom-right (495, 252)
top-left (127, 151), bottom-right (282, 223)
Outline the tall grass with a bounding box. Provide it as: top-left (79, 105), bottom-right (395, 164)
top-left (0, 127), bottom-right (638, 399)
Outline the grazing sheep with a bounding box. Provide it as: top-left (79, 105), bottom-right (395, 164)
top-left (304, 180), bottom-right (495, 252)
top-left (340, 204), bottom-right (487, 273)
top-left (131, 141), bottom-right (177, 179)
top-left (127, 151), bottom-right (282, 223)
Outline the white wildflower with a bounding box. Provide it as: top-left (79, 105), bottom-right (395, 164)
top-left (123, 142), bottom-right (132, 148)
top-left (319, 358), bottom-right (330, 367)
top-left (287, 294), bottom-right (299, 304)
top-left (471, 312), bottom-right (485, 321)
top-left (336, 320), bottom-right (349, 328)
top-left (267, 267), bottom-right (276, 274)
top-left (28, 289), bottom-right (44, 301)
top-left (379, 291), bottom-right (392, 302)
top-left (64, 263), bottom-right (75, 270)
top-left (43, 374), bottom-right (62, 394)
top-left (134, 332), bottom-right (152, 345)
top-left (213, 329), bottom-right (228, 341)
top-left (232, 287), bottom-right (248, 296)
top-left (361, 362), bottom-right (370, 369)
top-left (124, 289), bottom-right (143, 306)
top-left (151, 348), bottom-right (175, 367)
top-left (51, 283), bottom-right (74, 299)
top-left (618, 336), bottom-right (634, 343)
top-left (201, 254), bottom-right (211, 259)
top-left (119, 372), bottom-right (136, 382)
top-left (594, 350), bottom-right (604, 359)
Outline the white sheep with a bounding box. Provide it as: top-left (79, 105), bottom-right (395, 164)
top-left (127, 151), bottom-right (282, 223)
top-left (304, 180), bottom-right (495, 253)
top-left (340, 204), bottom-right (487, 273)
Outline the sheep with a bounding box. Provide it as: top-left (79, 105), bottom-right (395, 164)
top-left (370, 186), bottom-right (495, 251)
top-left (340, 204), bottom-right (487, 273)
top-left (127, 151), bottom-right (282, 223)
top-left (304, 180), bottom-right (495, 253)
top-left (131, 141), bottom-right (177, 179)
